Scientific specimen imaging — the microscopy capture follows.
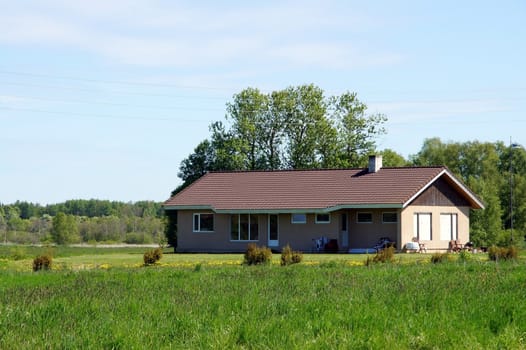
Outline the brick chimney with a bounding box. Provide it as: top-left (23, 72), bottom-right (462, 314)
top-left (368, 155), bottom-right (383, 173)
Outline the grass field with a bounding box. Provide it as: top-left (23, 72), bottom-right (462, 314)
top-left (1, 246), bottom-right (526, 349)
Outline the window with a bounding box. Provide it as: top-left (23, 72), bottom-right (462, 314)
top-left (440, 213), bottom-right (458, 240)
top-left (231, 214), bottom-right (259, 241)
top-left (291, 213), bottom-right (307, 224)
top-left (413, 213), bottom-right (431, 240)
top-left (357, 212), bottom-right (373, 223)
top-left (315, 213), bottom-right (330, 224)
top-left (193, 213), bottom-right (214, 232)
top-left (382, 212), bottom-right (398, 224)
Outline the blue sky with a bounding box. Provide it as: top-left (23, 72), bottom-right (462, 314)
top-left (1, 1), bottom-right (525, 204)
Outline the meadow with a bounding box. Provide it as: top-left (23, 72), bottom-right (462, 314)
top-left (1, 246), bottom-right (526, 349)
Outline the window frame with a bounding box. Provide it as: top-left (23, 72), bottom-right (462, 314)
top-left (193, 213), bottom-right (214, 233)
top-left (413, 212), bottom-right (432, 240)
top-left (356, 212), bottom-right (373, 224)
top-left (230, 214), bottom-right (259, 241)
top-left (440, 213), bottom-right (458, 241)
top-left (291, 213), bottom-right (307, 224)
top-left (315, 213), bottom-right (331, 224)
top-left (382, 212), bottom-right (398, 224)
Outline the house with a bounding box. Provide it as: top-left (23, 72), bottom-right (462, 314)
top-left (163, 155), bottom-right (484, 253)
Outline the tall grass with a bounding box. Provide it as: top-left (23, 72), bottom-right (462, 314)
top-left (1, 262), bottom-right (525, 349)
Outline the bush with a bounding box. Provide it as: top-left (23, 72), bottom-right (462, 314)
top-left (374, 246), bottom-right (395, 263)
top-left (488, 246), bottom-right (518, 261)
top-left (458, 249), bottom-right (472, 263)
top-left (143, 248), bottom-right (163, 266)
top-left (280, 244), bottom-right (303, 266)
top-left (365, 246), bottom-right (395, 266)
top-left (244, 244), bottom-right (272, 265)
top-left (430, 253), bottom-right (449, 264)
top-left (33, 255), bottom-right (53, 271)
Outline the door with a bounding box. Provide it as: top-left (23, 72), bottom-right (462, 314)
top-left (268, 214), bottom-right (279, 247)
top-left (340, 213), bottom-right (349, 247)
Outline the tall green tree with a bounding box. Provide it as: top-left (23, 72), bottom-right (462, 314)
top-left (175, 84), bottom-right (388, 192)
top-left (331, 92), bottom-right (387, 167)
top-left (51, 212), bottom-right (80, 245)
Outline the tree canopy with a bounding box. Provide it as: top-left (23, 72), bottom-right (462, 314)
top-left (175, 84), bottom-right (387, 194)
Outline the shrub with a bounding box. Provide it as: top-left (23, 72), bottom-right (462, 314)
top-left (244, 244), bottom-right (272, 265)
top-left (430, 253), bottom-right (449, 264)
top-left (143, 248), bottom-right (163, 266)
top-left (280, 244), bottom-right (303, 266)
top-left (33, 255), bottom-right (53, 271)
top-left (458, 249), bottom-right (472, 263)
top-left (374, 246), bottom-right (395, 263)
top-left (488, 246), bottom-right (518, 261)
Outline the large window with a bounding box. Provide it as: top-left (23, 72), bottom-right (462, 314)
top-left (315, 213), bottom-right (330, 224)
top-left (231, 214), bottom-right (259, 241)
top-left (440, 213), bottom-right (458, 240)
top-left (413, 213), bottom-right (432, 240)
top-left (193, 213), bottom-right (214, 232)
top-left (291, 213), bottom-right (307, 224)
top-left (357, 212), bottom-right (373, 223)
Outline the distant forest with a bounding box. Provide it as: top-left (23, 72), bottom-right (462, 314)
top-left (0, 199), bottom-right (164, 245)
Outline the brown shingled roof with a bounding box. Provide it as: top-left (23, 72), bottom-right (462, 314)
top-left (164, 167), bottom-right (484, 212)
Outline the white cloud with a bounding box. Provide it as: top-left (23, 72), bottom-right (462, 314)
top-left (0, 1), bottom-right (403, 70)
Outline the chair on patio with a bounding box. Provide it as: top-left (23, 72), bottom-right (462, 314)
top-left (449, 240), bottom-right (463, 253)
top-left (412, 237), bottom-right (427, 253)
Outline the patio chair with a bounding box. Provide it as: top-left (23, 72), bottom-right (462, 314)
top-left (412, 237), bottom-right (427, 253)
top-left (449, 240), bottom-right (463, 253)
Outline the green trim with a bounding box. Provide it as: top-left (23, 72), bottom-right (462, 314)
top-left (165, 204), bottom-right (403, 213)
top-left (164, 205), bottom-right (213, 211)
top-left (326, 204), bottom-right (404, 211)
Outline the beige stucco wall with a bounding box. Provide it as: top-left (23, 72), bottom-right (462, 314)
top-left (176, 206), bottom-right (471, 252)
top-left (177, 211), bottom-right (342, 252)
top-left (278, 213), bottom-right (339, 251)
top-left (400, 205), bottom-right (470, 251)
top-left (346, 209), bottom-right (399, 249)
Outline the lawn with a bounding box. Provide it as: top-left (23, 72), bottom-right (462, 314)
top-left (1, 246), bottom-right (525, 349)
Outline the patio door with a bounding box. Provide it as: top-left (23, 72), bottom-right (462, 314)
top-left (340, 213), bottom-right (349, 247)
top-left (268, 214), bottom-right (279, 247)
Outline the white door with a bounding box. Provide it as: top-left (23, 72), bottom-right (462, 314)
top-left (268, 214), bottom-right (279, 247)
top-left (340, 213), bottom-right (349, 247)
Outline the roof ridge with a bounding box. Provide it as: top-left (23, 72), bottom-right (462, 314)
top-left (208, 165), bottom-right (446, 174)
top-left (208, 167), bottom-right (365, 174)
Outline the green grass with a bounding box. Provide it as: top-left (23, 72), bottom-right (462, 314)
top-left (1, 247), bottom-right (526, 348)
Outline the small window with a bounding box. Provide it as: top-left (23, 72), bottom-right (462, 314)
top-left (315, 213), bottom-right (330, 224)
top-left (357, 212), bottom-right (372, 223)
top-left (193, 213), bottom-right (214, 232)
top-left (291, 213), bottom-right (306, 224)
top-left (382, 212), bottom-right (398, 224)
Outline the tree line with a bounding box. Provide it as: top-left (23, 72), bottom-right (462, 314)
top-left (173, 85), bottom-right (526, 248)
top-left (0, 200), bottom-right (164, 245)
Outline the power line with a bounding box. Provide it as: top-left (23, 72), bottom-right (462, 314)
top-left (0, 70), bottom-right (236, 91)
top-left (0, 95), bottom-right (226, 112)
top-left (0, 81), bottom-right (230, 100)
top-left (0, 106), bottom-right (213, 122)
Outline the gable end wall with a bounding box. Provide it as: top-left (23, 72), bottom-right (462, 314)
top-left (410, 177), bottom-right (471, 207)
